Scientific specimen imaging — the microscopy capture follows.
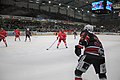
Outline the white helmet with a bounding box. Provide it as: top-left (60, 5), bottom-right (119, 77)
top-left (27, 28), bottom-right (29, 31)
top-left (84, 24), bottom-right (94, 32)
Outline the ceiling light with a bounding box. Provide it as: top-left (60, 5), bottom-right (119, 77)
top-left (67, 6), bottom-right (70, 8)
top-left (48, 1), bottom-right (51, 4)
top-left (87, 11), bottom-right (90, 13)
top-left (75, 8), bottom-right (77, 10)
top-left (86, 1), bottom-right (89, 3)
top-left (59, 3), bottom-right (61, 6)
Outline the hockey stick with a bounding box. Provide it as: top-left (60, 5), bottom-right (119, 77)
top-left (46, 39), bottom-right (57, 50)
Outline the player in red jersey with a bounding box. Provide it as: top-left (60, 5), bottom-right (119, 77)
top-left (57, 29), bottom-right (68, 48)
top-left (74, 25), bottom-right (107, 80)
top-left (0, 27), bottom-right (8, 47)
top-left (13, 28), bottom-right (21, 41)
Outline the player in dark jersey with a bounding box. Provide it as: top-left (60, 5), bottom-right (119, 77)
top-left (73, 30), bottom-right (77, 39)
top-left (74, 25), bottom-right (107, 80)
top-left (25, 28), bottom-right (32, 42)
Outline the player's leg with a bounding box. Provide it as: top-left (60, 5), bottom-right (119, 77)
top-left (28, 35), bottom-right (31, 41)
top-left (99, 58), bottom-right (107, 80)
top-left (75, 55), bottom-right (91, 80)
top-left (15, 36), bottom-right (16, 41)
top-left (15, 35), bottom-right (19, 41)
top-left (75, 69), bottom-right (83, 80)
top-left (25, 35), bottom-right (27, 42)
top-left (74, 35), bottom-right (76, 39)
top-left (93, 57), bottom-right (107, 80)
top-left (0, 37), bottom-right (2, 42)
top-left (0, 35), bottom-right (7, 46)
top-left (19, 36), bottom-right (21, 41)
top-left (15, 36), bottom-right (17, 41)
top-left (99, 73), bottom-right (107, 80)
top-left (57, 39), bottom-right (61, 48)
top-left (63, 39), bottom-right (68, 48)
top-left (17, 35), bottom-right (21, 41)
top-left (3, 38), bottom-right (7, 47)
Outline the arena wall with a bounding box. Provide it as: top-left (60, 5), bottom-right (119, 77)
top-left (7, 31), bottom-right (120, 36)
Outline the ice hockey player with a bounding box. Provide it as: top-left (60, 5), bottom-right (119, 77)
top-left (0, 27), bottom-right (8, 47)
top-left (73, 30), bottom-right (77, 39)
top-left (25, 28), bottom-right (32, 42)
top-left (74, 24), bottom-right (107, 80)
top-left (13, 28), bottom-right (21, 41)
top-left (57, 28), bottom-right (68, 48)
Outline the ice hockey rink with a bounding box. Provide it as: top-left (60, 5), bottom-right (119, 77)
top-left (0, 35), bottom-right (120, 80)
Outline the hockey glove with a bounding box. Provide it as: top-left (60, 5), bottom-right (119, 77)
top-left (57, 37), bottom-right (59, 40)
top-left (75, 45), bottom-right (83, 57)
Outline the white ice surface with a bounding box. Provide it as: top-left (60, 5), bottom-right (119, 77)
top-left (0, 35), bottom-right (120, 80)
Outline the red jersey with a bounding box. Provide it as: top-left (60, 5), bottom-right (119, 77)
top-left (58, 31), bottom-right (66, 40)
top-left (0, 30), bottom-right (7, 39)
top-left (14, 29), bottom-right (20, 36)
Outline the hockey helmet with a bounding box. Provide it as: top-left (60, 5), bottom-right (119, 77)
top-left (84, 24), bottom-right (94, 32)
top-left (27, 28), bottom-right (29, 31)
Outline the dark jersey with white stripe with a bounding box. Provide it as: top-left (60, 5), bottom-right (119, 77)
top-left (79, 29), bottom-right (104, 56)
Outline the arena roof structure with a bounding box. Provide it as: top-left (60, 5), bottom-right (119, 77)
top-left (0, 0), bottom-right (120, 25)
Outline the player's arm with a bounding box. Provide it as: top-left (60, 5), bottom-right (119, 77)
top-left (79, 31), bottom-right (88, 47)
top-left (4, 30), bottom-right (8, 37)
top-left (0, 33), bottom-right (5, 38)
top-left (57, 32), bottom-right (60, 39)
top-left (64, 33), bottom-right (67, 39)
top-left (18, 31), bottom-right (20, 35)
top-left (74, 32), bottom-right (86, 57)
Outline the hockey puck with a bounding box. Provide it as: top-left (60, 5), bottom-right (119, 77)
top-left (46, 49), bottom-right (49, 50)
